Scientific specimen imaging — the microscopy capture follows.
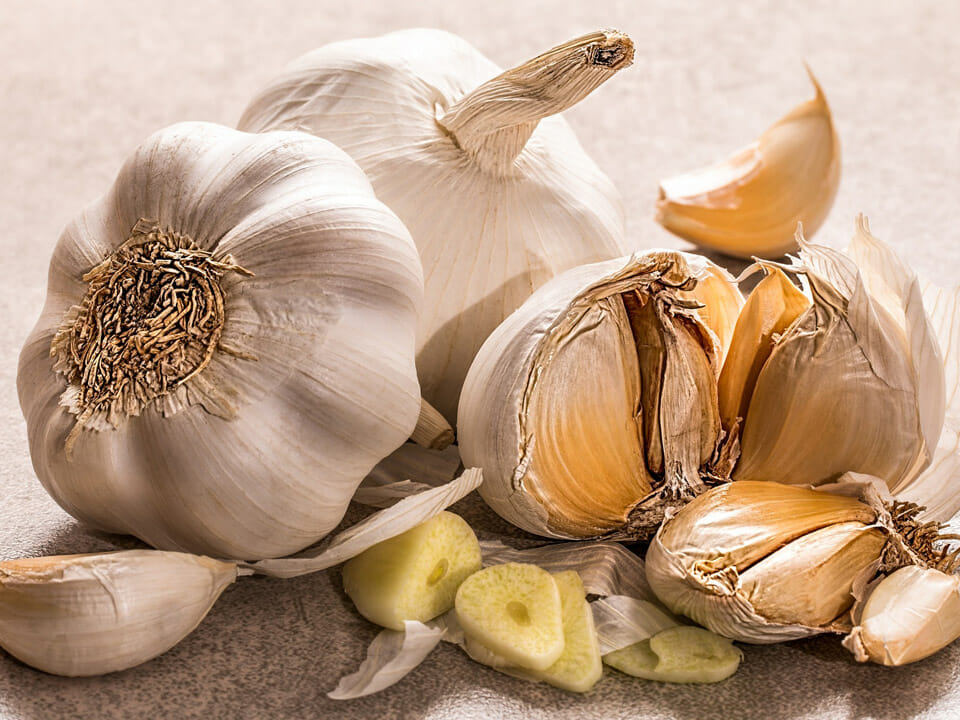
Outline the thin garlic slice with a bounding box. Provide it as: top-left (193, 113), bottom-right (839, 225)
top-left (458, 251), bottom-right (737, 540)
top-left (656, 67), bottom-right (840, 258)
top-left (0, 550), bottom-right (236, 677)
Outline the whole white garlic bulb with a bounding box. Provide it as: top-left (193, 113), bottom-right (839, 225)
top-left (17, 122), bottom-right (423, 560)
top-left (457, 250), bottom-right (743, 540)
top-left (239, 28), bottom-right (633, 423)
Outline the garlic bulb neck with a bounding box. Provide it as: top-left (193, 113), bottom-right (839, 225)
top-left (50, 219), bottom-right (253, 452)
top-left (437, 30), bottom-right (634, 175)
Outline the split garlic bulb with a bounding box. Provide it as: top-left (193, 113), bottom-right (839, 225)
top-left (17, 122), bottom-right (423, 560)
top-left (657, 68), bottom-right (840, 258)
top-left (239, 28), bottom-right (633, 422)
top-left (0, 550), bottom-right (236, 676)
top-left (458, 250), bottom-right (743, 540)
top-left (645, 481), bottom-right (887, 644)
top-left (722, 218), bottom-right (946, 498)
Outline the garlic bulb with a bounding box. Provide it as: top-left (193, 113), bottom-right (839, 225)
top-left (645, 481), bottom-right (886, 643)
top-left (0, 550), bottom-right (236, 676)
top-left (458, 250), bottom-right (743, 540)
top-left (656, 67), bottom-right (840, 258)
top-left (844, 565), bottom-right (960, 666)
top-left (723, 218), bottom-right (945, 495)
top-left (17, 122), bottom-right (423, 560)
top-left (239, 28), bottom-right (633, 423)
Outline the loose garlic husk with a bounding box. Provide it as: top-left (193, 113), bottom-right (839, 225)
top-left (844, 565), bottom-right (960, 666)
top-left (239, 28), bottom-right (634, 423)
top-left (723, 218), bottom-right (947, 498)
top-left (17, 122), bottom-right (424, 560)
top-left (656, 67), bottom-right (840, 258)
top-left (645, 481), bottom-right (887, 644)
top-left (0, 550), bottom-right (236, 676)
top-left (458, 250), bottom-right (743, 540)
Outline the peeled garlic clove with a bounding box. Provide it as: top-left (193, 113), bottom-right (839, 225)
top-left (732, 222), bottom-right (940, 492)
top-left (646, 481), bottom-right (884, 643)
top-left (843, 566), bottom-right (960, 666)
top-left (656, 67), bottom-right (840, 258)
top-left (239, 29), bottom-right (633, 423)
top-left (0, 550), bottom-right (236, 676)
top-left (342, 511), bottom-right (482, 631)
top-left (455, 563), bottom-right (564, 671)
top-left (458, 251), bottom-right (735, 541)
top-left (604, 626), bottom-right (742, 684)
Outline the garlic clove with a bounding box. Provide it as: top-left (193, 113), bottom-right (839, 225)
top-left (843, 565), bottom-right (960, 666)
top-left (733, 228), bottom-right (929, 490)
top-left (646, 481), bottom-right (882, 643)
top-left (0, 550), bottom-right (236, 677)
top-left (718, 266), bottom-right (810, 432)
top-left (656, 67), bottom-right (840, 259)
top-left (679, 262), bottom-right (745, 364)
top-left (458, 251), bottom-right (733, 540)
top-left (738, 521), bottom-right (886, 628)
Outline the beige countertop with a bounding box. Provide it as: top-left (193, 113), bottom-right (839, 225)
top-left (2, 1), bottom-right (959, 718)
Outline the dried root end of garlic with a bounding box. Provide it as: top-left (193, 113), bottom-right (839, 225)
top-left (459, 251), bottom-right (741, 541)
top-left (0, 550), bottom-right (236, 677)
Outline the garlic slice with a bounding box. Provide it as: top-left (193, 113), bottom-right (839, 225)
top-left (458, 251), bottom-right (737, 540)
top-left (0, 550), bottom-right (236, 677)
top-left (239, 29), bottom-right (634, 423)
top-left (656, 67), bottom-right (840, 258)
top-left (645, 481), bottom-right (884, 643)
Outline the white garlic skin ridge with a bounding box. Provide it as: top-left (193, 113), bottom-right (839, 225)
top-left (239, 28), bottom-right (627, 423)
top-left (0, 550), bottom-right (236, 677)
top-left (17, 122), bottom-right (423, 559)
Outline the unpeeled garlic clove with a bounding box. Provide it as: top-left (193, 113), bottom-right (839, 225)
top-left (843, 565), bottom-right (960, 666)
top-left (656, 67), bottom-right (840, 259)
top-left (0, 550), bottom-right (237, 676)
top-left (645, 481), bottom-right (885, 643)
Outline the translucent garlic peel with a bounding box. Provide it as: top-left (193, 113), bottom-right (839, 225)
top-left (0, 550), bottom-right (236, 677)
top-left (656, 67), bottom-right (840, 258)
top-left (458, 251), bottom-right (736, 540)
top-left (646, 482), bottom-right (884, 643)
top-left (17, 122), bottom-right (423, 560)
top-left (239, 28), bottom-right (632, 423)
top-left (844, 566), bottom-right (960, 666)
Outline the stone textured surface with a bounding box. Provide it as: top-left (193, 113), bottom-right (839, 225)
top-left (1, 1), bottom-right (958, 718)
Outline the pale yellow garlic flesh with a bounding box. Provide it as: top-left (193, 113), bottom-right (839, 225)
top-left (657, 67), bottom-right (840, 258)
top-left (0, 550), bottom-right (236, 677)
top-left (646, 481), bottom-right (884, 643)
top-left (459, 252), bottom-right (736, 540)
top-left (239, 29), bottom-right (634, 423)
top-left (844, 565), bottom-right (960, 666)
top-left (17, 122), bottom-right (424, 560)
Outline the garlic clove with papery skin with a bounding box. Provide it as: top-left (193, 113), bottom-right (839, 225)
top-left (0, 550), bottom-right (237, 677)
top-left (656, 66), bottom-right (840, 259)
top-left (458, 250), bottom-right (740, 541)
top-left (239, 29), bottom-right (634, 423)
top-left (843, 565), bottom-right (960, 666)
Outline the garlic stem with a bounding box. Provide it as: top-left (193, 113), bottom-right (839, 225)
top-left (410, 397), bottom-right (455, 450)
top-left (437, 30), bottom-right (634, 174)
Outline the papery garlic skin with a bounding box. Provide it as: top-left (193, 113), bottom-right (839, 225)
top-left (657, 67), bottom-right (840, 259)
top-left (239, 28), bottom-right (632, 423)
top-left (458, 251), bottom-right (739, 540)
top-left (730, 221), bottom-right (943, 493)
top-left (0, 550), bottom-right (236, 676)
top-left (17, 122), bottom-right (423, 560)
top-left (843, 565), bottom-right (960, 666)
top-left (645, 481), bottom-right (885, 643)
